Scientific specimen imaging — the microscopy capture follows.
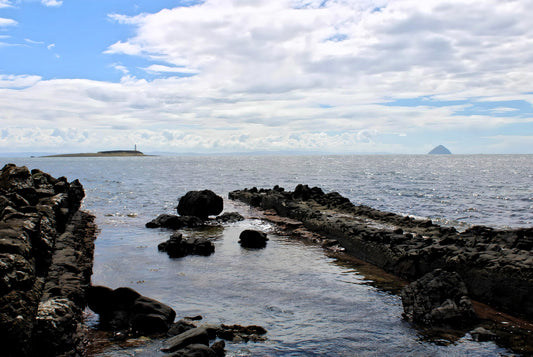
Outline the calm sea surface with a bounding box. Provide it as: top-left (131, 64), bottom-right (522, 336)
top-left (4, 155), bottom-right (532, 356)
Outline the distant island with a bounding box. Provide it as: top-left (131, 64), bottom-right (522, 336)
top-left (41, 150), bottom-right (147, 158)
top-left (428, 145), bottom-right (452, 155)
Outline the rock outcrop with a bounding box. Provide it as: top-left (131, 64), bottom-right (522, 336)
top-left (0, 164), bottom-right (97, 357)
top-left (177, 190), bottom-right (223, 219)
top-left (401, 269), bottom-right (477, 327)
top-left (229, 185), bottom-right (533, 320)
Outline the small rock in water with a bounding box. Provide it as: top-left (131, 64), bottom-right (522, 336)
top-left (158, 232), bottom-right (215, 258)
top-left (238, 229), bottom-right (269, 248)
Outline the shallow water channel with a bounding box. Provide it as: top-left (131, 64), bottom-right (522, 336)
top-left (88, 200), bottom-right (511, 357)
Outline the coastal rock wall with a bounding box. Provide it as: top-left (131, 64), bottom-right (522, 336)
top-left (229, 185), bottom-right (533, 319)
top-left (0, 164), bottom-right (97, 357)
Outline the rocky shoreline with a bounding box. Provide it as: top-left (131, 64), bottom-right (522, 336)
top-left (229, 185), bottom-right (533, 321)
top-left (0, 164), bottom-right (97, 356)
top-left (3, 163), bottom-right (532, 355)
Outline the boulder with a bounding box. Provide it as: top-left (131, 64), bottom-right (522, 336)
top-left (238, 230), bottom-right (268, 248)
top-left (177, 190), bottom-right (223, 219)
top-left (87, 285), bottom-right (176, 335)
top-left (401, 269), bottom-right (477, 327)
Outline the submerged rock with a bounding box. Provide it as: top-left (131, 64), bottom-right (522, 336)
top-left (177, 190), bottom-right (223, 219)
top-left (238, 229), bottom-right (269, 248)
top-left (401, 269), bottom-right (477, 328)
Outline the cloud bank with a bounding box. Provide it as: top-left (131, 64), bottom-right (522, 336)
top-left (1, 0), bottom-right (532, 154)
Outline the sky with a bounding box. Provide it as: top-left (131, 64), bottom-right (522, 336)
top-left (1, 0), bottom-right (533, 155)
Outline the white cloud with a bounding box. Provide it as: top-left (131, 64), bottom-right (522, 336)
top-left (47, 43), bottom-right (55, 50)
top-left (25, 38), bottom-right (45, 45)
top-left (143, 64), bottom-right (199, 75)
top-left (1, 0), bottom-right (533, 154)
top-left (0, 74), bottom-right (42, 89)
top-left (0, 18), bottom-right (17, 27)
top-left (0, 0), bottom-right (11, 9)
top-left (41, 0), bottom-right (62, 7)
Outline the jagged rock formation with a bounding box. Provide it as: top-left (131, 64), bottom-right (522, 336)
top-left (0, 164), bottom-right (97, 357)
top-left (401, 269), bottom-right (477, 327)
top-left (229, 184), bottom-right (533, 320)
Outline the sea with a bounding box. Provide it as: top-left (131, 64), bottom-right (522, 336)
top-left (3, 154), bottom-right (533, 356)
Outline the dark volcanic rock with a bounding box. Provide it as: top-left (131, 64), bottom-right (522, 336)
top-left (146, 214), bottom-right (203, 229)
top-left (177, 190), bottom-right (223, 219)
top-left (0, 164), bottom-right (96, 357)
top-left (158, 232), bottom-right (215, 258)
top-left (229, 185), bottom-right (533, 320)
top-left (238, 229), bottom-right (268, 248)
top-left (87, 285), bottom-right (176, 335)
top-left (401, 269), bottom-right (477, 327)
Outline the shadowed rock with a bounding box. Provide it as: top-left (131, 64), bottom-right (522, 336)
top-left (238, 230), bottom-right (268, 248)
top-left (401, 269), bottom-right (477, 327)
top-left (158, 232), bottom-right (215, 258)
top-left (177, 190), bottom-right (223, 219)
top-left (146, 214), bottom-right (203, 229)
top-left (0, 164), bottom-right (96, 357)
top-left (87, 285), bottom-right (176, 335)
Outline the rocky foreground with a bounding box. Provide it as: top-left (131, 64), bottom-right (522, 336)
top-left (229, 185), bottom-right (533, 321)
top-left (0, 164), bottom-right (97, 356)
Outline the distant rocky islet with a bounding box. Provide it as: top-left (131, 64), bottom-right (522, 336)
top-left (428, 145), bottom-right (452, 154)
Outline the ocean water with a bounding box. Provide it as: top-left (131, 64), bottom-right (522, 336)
top-left (4, 155), bottom-right (532, 356)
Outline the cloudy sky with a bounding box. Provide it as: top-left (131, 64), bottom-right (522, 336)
top-left (1, 0), bottom-right (532, 154)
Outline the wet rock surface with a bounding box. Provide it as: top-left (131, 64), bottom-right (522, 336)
top-left (0, 164), bottom-right (97, 357)
top-left (229, 184), bottom-right (533, 320)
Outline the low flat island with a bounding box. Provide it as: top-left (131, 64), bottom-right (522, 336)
top-left (42, 150), bottom-right (147, 157)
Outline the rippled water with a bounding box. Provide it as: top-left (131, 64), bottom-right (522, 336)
top-left (4, 155), bottom-right (531, 356)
